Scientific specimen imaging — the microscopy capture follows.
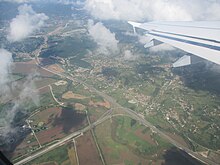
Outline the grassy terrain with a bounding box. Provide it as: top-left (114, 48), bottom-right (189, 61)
top-left (113, 116), bottom-right (173, 157)
top-left (155, 78), bottom-right (220, 150)
top-left (40, 35), bottom-right (96, 58)
top-left (81, 50), bottom-right (220, 153)
top-left (6, 37), bottom-right (44, 54)
top-left (70, 58), bottom-right (92, 69)
top-left (95, 116), bottom-right (173, 165)
top-left (10, 73), bottom-right (25, 82)
top-left (28, 144), bottom-right (69, 165)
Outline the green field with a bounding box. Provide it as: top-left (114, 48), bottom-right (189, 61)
top-left (113, 116), bottom-right (173, 157)
top-left (85, 52), bottom-right (220, 151)
top-left (40, 35), bottom-right (96, 58)
top-left (6, 37), bottom-right (44, 54)
top-left (27, 144), bottom-right (69, 165)
top-left (95, 116), bottom-right (173, 165)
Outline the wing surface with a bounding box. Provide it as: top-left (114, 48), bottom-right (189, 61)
top-left (128, 21), bottom-right (220, 65)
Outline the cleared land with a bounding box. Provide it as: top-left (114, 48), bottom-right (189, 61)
top-left (76, 131), bottom-right (102, 165)
top-left (46, 64), bottom-right (65, 73)
top-left (30, 107), bottom-right (87, 145)
top-left (95, 116), bottom-right (173, 165)
top-left (62, 91), bottom-right (88, 100)
top-left (10, 105), bottom-right (87, 161)
top-left (13, 61), bottom-right (54, 77)
top-left (89, 100), bottom-right (111, 109)
top-left (27, 143), bottom-right (75, 165)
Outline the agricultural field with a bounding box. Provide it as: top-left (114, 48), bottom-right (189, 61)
top-left (95, 116), bottom-right (173, 165)
top-left (27, 143), bottom-right (78, 165)
top-left (12, 60), bottom-right (54, 77)
top-left (30, 106), bottom-right (87, 143)
top-left (12, 106), bottom-right (87, 161)
top-left (76, 131), bottom-right (102, 165)
top-left (81, 49), bottom-right (220, 159)
top-left (50, 81), bottom-right (110, 122)
top-left (46, 64), bottom-right (65, 74)
top-left (5, 37), bottom-right (44, 54)
top-left (40, 35), bottom-right (96, 59)
top-left (2, 2), bottom-right (220, 164)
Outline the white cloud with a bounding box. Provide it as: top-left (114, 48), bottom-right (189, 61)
top-left (7, 4), bottom-right (48, 42)
top-left (0, 49), bottom-right (13, 99)
top-left (0, 0), bottom-right (33, 3)
top-left (57, 0), bottom-right (76, 5)
top-left (0, 0), bottom-right (79, 4)
top-left (84, 0), bottom-right (220, 21)
top-left (0, 54), bottom-right (40, 136)
top-left (205, 2), bottom-right (220, 21)
top-left (1, 72), bottom-right (40, 136)
top-left (88, 20), bottom-right (119, 55)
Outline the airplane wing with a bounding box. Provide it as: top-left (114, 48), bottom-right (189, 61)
top-left (128, 21), bottom-right (220, 67)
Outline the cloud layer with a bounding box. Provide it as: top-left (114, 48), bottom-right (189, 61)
top-left (0, 49), bottom-right (40, 136)
top-left (88, 20), bottom-right (119, 55)
top-left (0, 49), bottom-right (13, 99)
top-left (0, 0), bottom-right (31, 2)
top-left (0, 0), bottom-right (77, 4)
top-left (84, 0), bottom-right (220, 21)
top-left (4, 0), bottom-right (220, 21)
top-left (7, 4), bottom-right (48, 42)
top-left (1, 4), bottom-right (43, 138)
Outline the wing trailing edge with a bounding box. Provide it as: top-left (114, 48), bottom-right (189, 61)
top-left (128, 21), bottom-right (220, 66)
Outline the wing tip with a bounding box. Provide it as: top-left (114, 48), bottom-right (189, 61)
top-left (128, 21), bottom-right (141, 28)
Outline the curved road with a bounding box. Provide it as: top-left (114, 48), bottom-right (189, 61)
top-left (35, 61), bottom-right (217, 165)
top-left (30, 26), bottom-right (217, 165)
top-left (14, 114), bottom-right (111, 165)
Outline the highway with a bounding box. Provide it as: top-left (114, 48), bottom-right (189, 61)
top-left (14, 113), bottom-right (112, 165)
top-left (79, 82), bottom-right (218, 165)
top-left (29, 25), bottom-right (217, 165)
top-left (34, 63), bottom-right (218, 165)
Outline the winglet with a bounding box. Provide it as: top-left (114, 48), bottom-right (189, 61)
top-left (128, 21), bottom-right (142, 27)
top-left (128, 21), bottom-right (142, 34)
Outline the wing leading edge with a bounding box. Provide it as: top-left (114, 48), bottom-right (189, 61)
top-left (128, 21), bottom-right (220, 66)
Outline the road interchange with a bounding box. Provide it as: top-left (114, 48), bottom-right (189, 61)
top-left (19, 24), bottom-right (218, 165)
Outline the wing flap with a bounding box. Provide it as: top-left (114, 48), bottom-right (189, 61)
top-left (128, 21), bottom-right (220, 65)
top-left (146, 33), bottom-right (220, 65)
top-left (173, 55), bottom-right (191, 68)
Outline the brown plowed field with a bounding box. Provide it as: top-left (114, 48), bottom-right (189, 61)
top-left (46, 64), bottom-right (65, 73)
top-left (62, 91), bottom-right (87, 100)
top-left (76, 131), bottom-right (102, 165)
top-left (89, 100), bottom-right (110, 109)
top-left (39, 162), bottom-right (58, 165)
top-left (37, 126), bottom-right (64, 145)
top-left (13, 62), bottom-right (54, 77)
top-left (74, 103), bottom-right (86, 111)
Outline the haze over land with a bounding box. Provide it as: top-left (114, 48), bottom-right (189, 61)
top-left (0, 1), bottom-right (220, 165)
